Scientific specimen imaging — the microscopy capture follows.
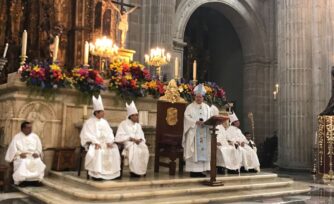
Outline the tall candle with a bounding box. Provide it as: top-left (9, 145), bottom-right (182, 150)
top-left (3, 43), bottom-right (8, 58)
top-left (193, 60), bottom-right (197, 81)
top-left (83, 105), bottom-right (88, 117)
top-left (53, 36), bottom-right (59, 63)
top-left (273, 91), bottom-right (277, 100)
top-left (21, 30), bottom-right (27, 57)
top-left (275, 84), bottom-right (279, 92)
top-left (84, 41), bottom-right (89, 65)
top-left (174, 57), bottom-right (179, 79)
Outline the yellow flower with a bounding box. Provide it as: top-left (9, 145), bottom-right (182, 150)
top-left (125, 74), bottom-right (132, 80)
top-left (50, 64), bottom-right (61, 71)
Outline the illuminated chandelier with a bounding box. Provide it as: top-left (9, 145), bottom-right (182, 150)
top-left (89, 36), bottom-right (119, 59)
top-left (145, 47), bottom-right (171, 80)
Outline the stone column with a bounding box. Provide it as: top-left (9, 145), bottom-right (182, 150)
top-left (172, 39), bottom-right (187, 79)
top-left (277, 0), bottom-right (313, 170)
top-left (151, 0), bottom-right (176, 79)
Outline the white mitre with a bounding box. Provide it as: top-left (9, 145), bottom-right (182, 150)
top-left (92, 95), bottom-right (104, 111)
top-left (126, 101), bottom-right (138, 117)
top-left (229, 112), bottom-right (239, 124)
top-left (193, 83), bottom-right (206, 96)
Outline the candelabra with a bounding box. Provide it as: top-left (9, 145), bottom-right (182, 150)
top-left (145, 47), bottom-right (171, 81)
top-left (89, 36), bottom-right (119, 71)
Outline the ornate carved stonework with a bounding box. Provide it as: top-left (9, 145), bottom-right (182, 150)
top-left (18, 101), bottom-right (58, 148)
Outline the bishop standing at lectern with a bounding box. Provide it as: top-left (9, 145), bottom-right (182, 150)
top-left (80, 95), bottom-right (121, 180)
top-left (182, 84), bottom-right (212, 177)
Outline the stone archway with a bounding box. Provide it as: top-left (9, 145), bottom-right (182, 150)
top-left (173, 0), bottom-right (274, 144)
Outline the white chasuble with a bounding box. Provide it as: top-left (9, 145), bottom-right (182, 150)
top-left (216, 125), bottom-right (242, 170)
top-left (182, 102), bottom-right (211, 172)
top-left (80, 116), bottom-right (121, 179)
top-left (115, 119), bottom-right (149, 175)
top-left (226, 126), bottom-right (260, 171)
top-left (5, 132), bottom-right (46, 185)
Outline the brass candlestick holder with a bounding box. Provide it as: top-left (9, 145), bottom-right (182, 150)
top-left (20, 55), bottom-right (28, 66)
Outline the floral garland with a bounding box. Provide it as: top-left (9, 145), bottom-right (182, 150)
top-left (18, 61), bottom-right (228, 107)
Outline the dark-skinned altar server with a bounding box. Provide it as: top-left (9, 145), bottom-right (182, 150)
top-left (80, 95), bottom-right (121, 180)
top-left (183, 84), bottom-right (212, 177)
top-left (115, 101), bottom-right (149, 177)
top-left (5, 121), bottom-right (45, 186)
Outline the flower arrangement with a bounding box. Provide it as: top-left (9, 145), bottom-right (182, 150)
top-left (203, 82), bottom-right (227, 107)
top-left (141, 80), bottom-right (165, 97)
top-left (108, 60), bottom-right (152, 99)
top-left (176, 81), bottom-right (227, 106)
top-left (177, 82), bottom-right (194, 102)
top-left (71, 67), bottom-right (105, 95)
top-left (19, 62), bottom-right (68, 89)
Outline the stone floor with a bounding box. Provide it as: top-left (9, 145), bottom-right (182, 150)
top-left (1, 169), bottom-right (334, 203)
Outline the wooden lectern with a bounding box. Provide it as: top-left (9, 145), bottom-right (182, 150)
top-left (204, 115), bottom-right (229, 186)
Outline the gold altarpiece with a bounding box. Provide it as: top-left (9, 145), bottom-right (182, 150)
top-left (317, 116), bottom-right (334, 179)
top-left (0, 0), bottom-right (121, 83)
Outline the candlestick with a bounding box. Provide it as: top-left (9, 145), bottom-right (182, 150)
top-left (193, 60), bottom-right (197, 81)
top-left (84, 41), bottom-right (89, 66)
top-left (273, 91), bottom-right (277, 100)
top-left (83, 105), bottom-right (88, 118)
top-left (21, 30), bottom-right (27, 58)
top-left (53, 36), bottom-right (59, 63)
top-left (3, 43), bottom-right (8, 58)
top-left (275, 84), bottom-right (279, 93)
top-left (174, 57), bottom-right (179, 79)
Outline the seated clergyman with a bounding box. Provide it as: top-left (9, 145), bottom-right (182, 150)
top-left (226, 113), bottom-right (260, 173)
top-left (115, 101), bottom-right (149, 177)
top-left (80, 95), bottom-right (121, 180)
top-left (5, 121), bottom-right (46, 186)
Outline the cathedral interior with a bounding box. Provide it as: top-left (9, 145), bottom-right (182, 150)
top-left (0, 0), bottom-right (334, 203)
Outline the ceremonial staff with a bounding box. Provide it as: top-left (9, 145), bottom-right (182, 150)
top-left (248, 112), bottom-right (255, 142)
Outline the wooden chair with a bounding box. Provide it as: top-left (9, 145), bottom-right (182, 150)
top-left (155, 133), bottom-right (184, 175)
top-left (0, 164), bottom-right (9, 192)
top-left (154, 101), bottom-right (187, 175)
top-left (77, 142), bottom-right (91, 179)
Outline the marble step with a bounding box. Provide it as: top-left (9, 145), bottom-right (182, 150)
top-left (17, 181), bottom-right (310, 204)
top-left (39, 176), bottom-right (293, 201)
top-left (49, 170), bottom-right (279, 189)
top-left (122, 182), bottom-right (311, 204)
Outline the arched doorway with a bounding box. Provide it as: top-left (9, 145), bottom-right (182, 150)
top-left (183, 5), bottom-right (244, 126)
top-left (173, 0), bottom-right (271, 144)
